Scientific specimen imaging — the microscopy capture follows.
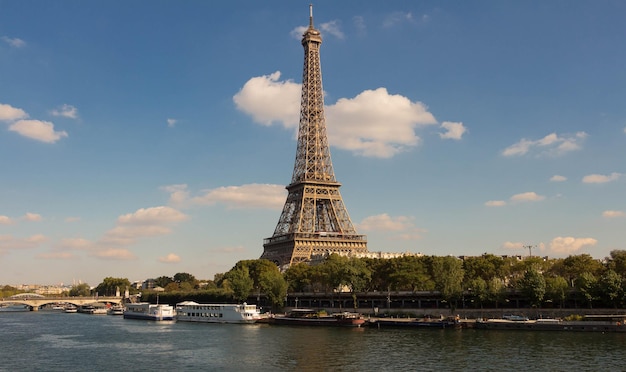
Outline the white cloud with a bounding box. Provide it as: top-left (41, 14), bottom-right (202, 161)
top-left (158, 253), bottom-right (181, 263)
top-left (501, 241), bottom-right (524, 250)
top-left (289, 20), bottom-right (344, 40)
top-left (23, 212), bottom-right (42, 222)
top-left (502, 132), bottom-right (587, 157)
top-left (37, 252), bottom-right (75, 260)
top-left (358, 213), bottom-right (414, 232)
top-left (65, 216), bottom-right (81, 223)
top-left (1, 36), bottom-right (25, 48)
top-left (56, 238), bottom-right (93, 250)
top-left (485, 200), bottom-right (506, 207)
top-left (510, 192), bottom-right (545, 202)
top-left (602, 210), bottom-right (624, 218)
top-left (326, 88), bottom-right (437, 158)
top-left (582, 172), bottom-right (621, 184)
top-left (0, 215), bottom-right (13, 225)
top-left (117, 206), bottom-right (188, 225)
top-left (549, 236), bottom-right (597, 255)
top-left (290, 26), bottom-right (309, 40)
top-left (439, 121), bottom-right (467, 140)
top-left (162, 184), bottom-right (191, 206)
top-left (0, 103), bottom-right (28, 121)
top-left (353, 16), bottom-right (366, 35)
top-left (0, 234), bottom-right (46, 252)
top-left (50, 104), bottom-right (78, 119)
top-left (98, 206), bottom-right (188, 253)
top-left (92, 248), bottom-right (137, 260)
top-left (192, 184), bottom-right (286, 210)
top-left (550, 175), bottom-right (567, 182)
top-left (234, 74), bottom-right (440, 158)
top-left (383, 11), bottom-right (415, 28)
top-left (357, 213), bottom-right (423, 240)
top-left (9, 119), bottom-right (68, 143)
top-left (102, 225), bottom-right (173, 246)
top-left (233, 71), bottom-right (301, 129)
top-left (319, 20), bottom-right (344, 39)
top-left (167, 118), bottom-right (177, 127)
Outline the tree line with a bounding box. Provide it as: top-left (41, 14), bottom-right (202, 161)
top-left (8, 250), bottom-right (624, 311)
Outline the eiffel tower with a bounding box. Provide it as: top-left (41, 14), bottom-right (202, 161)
top-left (261, 5), bottom-right (368, 268)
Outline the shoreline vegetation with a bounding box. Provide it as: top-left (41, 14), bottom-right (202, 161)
top-left (3, 251), bottom-right (626, 314)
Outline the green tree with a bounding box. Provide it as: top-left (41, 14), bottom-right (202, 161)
top-left (597, 269), bottom-right (622, 308)
top-left (318, 254), bottom-right (349, 292)
top-left (487, 277), bottom-right (505, 308)
top-left (364, 257), bottom-right (394, 292)
top-left (94, 277), bottom-right (130, 296)
top-left (389, 256), bottom-right (434, 292)
top-left (562, 254), bottom-right (603, 286)
top-left (224, 267), bottom-right (254, 303)
top-left (606, 250), bottom-right (626, 278)
top-left (545, 276), bottom-right (569, 308)
top-left (467, 277), bottom-right (488, 308)
top-left (173, 272), bottom-right (199, 289)
top-left (154, 276), bottom-right (174, 288)
top-left (463, 254), bottom-right (504, 282)
top-left (284, 263), bottom-right (313, 292)
top-left (519, 268), bottom-right (546, 307)
top-left (430, 256), bottom-right (464, 309)
top-left (69, 283), bottom-right (91, 297)
top-left (259, 269), bottom-right (288, 310)
top-left (575, 272), bottom-right (597, 308)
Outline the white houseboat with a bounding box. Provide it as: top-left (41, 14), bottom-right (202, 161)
top-left (175, 301), bottom-right (261, 324)
top-left (123, 303), bottom-right (175, 321)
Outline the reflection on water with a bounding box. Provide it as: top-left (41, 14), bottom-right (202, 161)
top-left (1, 311), bottom-right (625, 371)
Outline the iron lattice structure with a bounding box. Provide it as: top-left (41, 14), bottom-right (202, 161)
top-left (261, 6), bottom-right (368, 268)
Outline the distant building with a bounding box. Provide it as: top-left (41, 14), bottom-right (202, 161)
top-left (142, 279), bottom-right (156, 290)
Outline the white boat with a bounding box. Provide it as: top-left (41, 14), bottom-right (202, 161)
top-left (123, 303), bottom-right (175, 321)
top-left (108, 304), bottom-right (125, 315)
top-left (80, 305), bottom-right (108, 314)
top-left (175, 301), bottom-right (261, 324)
top-left (64, 305), bottom-right (78, 313)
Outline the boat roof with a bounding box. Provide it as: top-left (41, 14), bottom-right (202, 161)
top-left (176, 301), bottom-right (250, 306)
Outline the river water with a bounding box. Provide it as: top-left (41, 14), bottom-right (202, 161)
top-left (1, 308), bottom-right (624, 371)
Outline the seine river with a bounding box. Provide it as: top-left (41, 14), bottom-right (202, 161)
top-left (1, 308), bottom-right (624, 371)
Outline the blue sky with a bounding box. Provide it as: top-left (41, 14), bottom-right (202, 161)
top-left (1, 1), bottom-right (625, 286)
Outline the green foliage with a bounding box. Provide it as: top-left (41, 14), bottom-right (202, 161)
top-left (259, 269), bottom-right (288, 309)
top-left (231, 259), bottom-right (281, 292)
top-left (284, 263), bottom-right (313, 292)
top-left (69, 283), bottom-right (91, 297)
top-left (173, 272), bottom-right (199, 289)
top-left (486, 277), bottom-right (505, 308)
top-left (0, 285), bottom-right (20, 298)
top-left (563, 254), bottom-right (603, 283)
top-left (545, 276), bottom-right (569, 308)
top-left (467, 277), bottom-right (488, 307)
top-left (575, 272), bottom-right (597, 308)
top-left (389, 256), bottom-right (434, 291)
top-left (519, 268), bottom-right (546, 307)
top-left (597, 269), bottom-right (622, 307)
top-left (223, 266), bottom-right (254, 303)
top-left (154, 276), bottom-right (174, 288)
top-left (94, 277), bottom-right (130, 296)
top-left (606, 250), bottom-right (626, 278)
top-left (430, 256), bottom-right (464, 306)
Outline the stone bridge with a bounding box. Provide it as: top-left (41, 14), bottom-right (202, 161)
top-left (0, 295), bottom-right (123, 311)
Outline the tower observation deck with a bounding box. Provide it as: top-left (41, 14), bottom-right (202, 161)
top-left (261, 6), bottom-right (368, 268)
